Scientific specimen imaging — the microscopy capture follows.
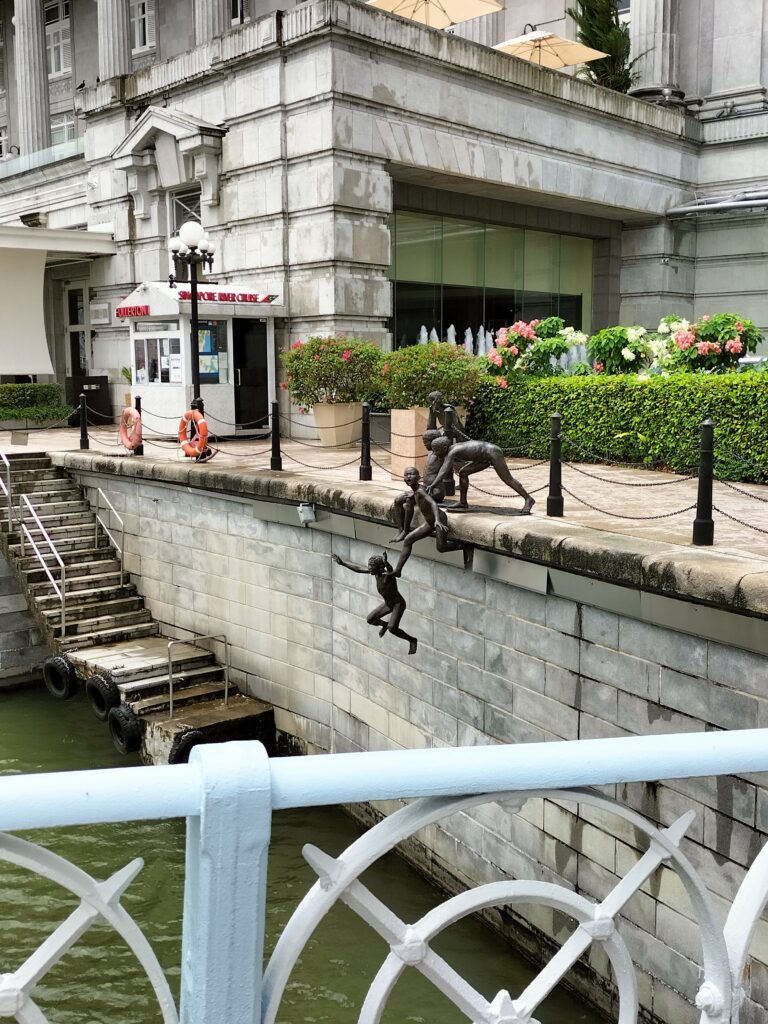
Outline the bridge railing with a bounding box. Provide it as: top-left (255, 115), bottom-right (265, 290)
top-left (3, 729), bottom-right (768, 1023)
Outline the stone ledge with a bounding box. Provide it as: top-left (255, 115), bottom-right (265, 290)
top-left (50, 451), bottom-right (768, 621)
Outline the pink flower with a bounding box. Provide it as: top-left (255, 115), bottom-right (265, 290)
top-left (488, 349), bottom-right (503, 367)
top-left (382, 362), bottom-right (389, 373)
top-left (530, 319), bottom-right (540, 327)
top-left (497, 327), bottom-right (508, 344)
top-left (696, 340), bottom-right (721, 356)
top-left (725, 338), bottom-right (743, 354)
top-left (314, 354), bottom-right (321, 361)
top-left (700, 315), bottom-right (710, 322)
top-left (674, 330), bottom-right (696, 351)
top-left (290, 340), bottom-right (303, 349)
top-left (497, 377), bottom-right (508, 389)
top-left (509, 345), bottom-right (519, 356)
top-left (279, 381), bottom-right (288, 390)
top-left (593, 362), bottom-right (604, 373)
top-left (736, 321), bottom-right (744, 333)
top-left (342, 350), bottom-right (351, 362)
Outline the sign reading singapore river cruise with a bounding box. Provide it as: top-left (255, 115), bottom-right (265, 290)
top-left (115, 281), bottom-right (281, 319)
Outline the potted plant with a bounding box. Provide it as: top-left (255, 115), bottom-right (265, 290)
top-left (121, 366), bottom-right (132, 409)
top-left (380, 343), bottom-right (486, 477)
top-left (280, 335), bottom-right (383, 446)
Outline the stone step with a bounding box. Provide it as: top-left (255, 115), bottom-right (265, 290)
top-left (118, 662), bottom-right (225, 699)
top-left (15, 545), bottom-right (113, 571)
top-left (35, 581), bottom-right (137, 609)
top-left (9, 535), bottom-right (110, 559)
top-left (12, 498), bottom-right (90, 518)
top-left (7, 468), bottom-right (67, 485)
top-left (42, 595), bottom-right (144, 624)
top-left (28, 570), bottom-right (128, 597)
top-left (5, 452), bottom-right (50, 464)
top-left (52, 607), bottom-right (153, 638)
top-left (16, 510), bottom-right (96, 532)
top-left (58, 620), bottom-right (159, 652)
top-left (66, 638), bottom-right (217, 684)
top-left (12, 479), bottom-right (76, 497)
top-left (23, 556), bottom-right (121, 585)
top-left (12, 522), bottom-right (100, 545)
top-left (129, 680), bottom-right (229, 716)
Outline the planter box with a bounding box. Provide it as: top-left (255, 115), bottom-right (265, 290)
top-left (313, 401), bottom-right (363, 447)
top-left (390, 407), bottom-right (429, 480)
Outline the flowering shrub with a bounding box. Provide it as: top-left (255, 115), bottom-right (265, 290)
top-left (660, 313), bottom-right (761, 372)
top-left (486, 317), bottom-right (587, 381)
top-left (380, 342), bottom-right (485, 408)
top-left (586, 325), bottom-right (651, 375)
top-left (279, 335), bottom-right (383, 407)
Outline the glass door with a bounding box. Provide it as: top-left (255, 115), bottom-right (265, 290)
top-left (232, 319), bottom-right (268, 428)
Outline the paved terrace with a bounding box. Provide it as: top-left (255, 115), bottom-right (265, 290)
top-left (3, 424), bottom-right (768, 617)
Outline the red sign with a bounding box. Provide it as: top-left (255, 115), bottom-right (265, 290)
top-left (116, 304), bottom-right (150, 318)
top-left (177, 290), bottom-right (279, 304)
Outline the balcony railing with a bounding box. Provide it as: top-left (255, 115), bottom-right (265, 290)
top-left (0, 138), bottom-right (84, 180)
top-left (2, 729), bottom-right (768, 1022)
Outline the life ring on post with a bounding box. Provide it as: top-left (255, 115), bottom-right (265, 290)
top-left (178, 409), bottom-right (215, 462)
top-left (119, 407), bottom-right (143, 451)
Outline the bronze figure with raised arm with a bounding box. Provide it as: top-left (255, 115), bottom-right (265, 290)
top-left (332, 550), bottom-right (418, 655)
top-left (428, 439), bottom-right (535, 512)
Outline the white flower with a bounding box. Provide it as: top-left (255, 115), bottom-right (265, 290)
top-left (621, 347), bottom-right (636, 361)
top-left (626, 326), bottom-right (647, 344)
top-left (560, 327), bottom-right (587, 346)
top-left (657, 322), bottom-right (670, 334)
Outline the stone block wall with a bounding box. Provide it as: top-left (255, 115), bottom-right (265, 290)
top-left (0, 553), bottom-right (49, 688)
top-left (57, 456), bottom-right (768, 1023)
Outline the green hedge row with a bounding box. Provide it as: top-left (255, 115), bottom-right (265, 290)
top-left (469, 372), bottom-right (768, 482)
top-left (0, 384), bottom-right (72, 423)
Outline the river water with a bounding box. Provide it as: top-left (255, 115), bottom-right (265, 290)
top-left (0, 687), bottom-right (599, 1023)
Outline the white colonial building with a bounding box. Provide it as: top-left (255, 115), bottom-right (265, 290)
top-left (0, 0), bottom-right (766, 426)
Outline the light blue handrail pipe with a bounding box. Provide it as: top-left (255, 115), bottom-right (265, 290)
top-left (3, 729), bottom-right (768, 1023)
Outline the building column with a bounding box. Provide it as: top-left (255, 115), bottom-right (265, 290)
top-left (628, 0), bottom-right (683, 103)
top-left (97, 0), bottom-right (132, 80)
top-left (195, 0), bottom-right (228, 46)
top-left (14, 0), bottom-right (51, 155)
top-left (703, 0), bottom-right (766, 113)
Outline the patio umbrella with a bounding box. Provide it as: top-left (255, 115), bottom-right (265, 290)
top-left (493, 29), bottom-right (608, 69)
top-left (367, 0), bottom-right (501, 30)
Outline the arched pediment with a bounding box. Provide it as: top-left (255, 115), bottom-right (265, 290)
top-left (113, 105), bottom-right (227, 215)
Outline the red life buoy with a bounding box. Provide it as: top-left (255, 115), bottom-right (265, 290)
top-left (119, 407), bottom-right (142, 451)
top-left (178, 409), bottom-right (210, 458)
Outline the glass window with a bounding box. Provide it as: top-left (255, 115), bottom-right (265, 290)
top-left (197, 320), bottom-right (227, 384)
top-left (67, 288), bottom-right (85, 326)
top-left (523, 230), bottom-right (560, 321)
top-left (0, 20), bottom-right (6, 95)
top-left (130, 0), bottom-right (156, 51)
top-left (559, 235), bottom-right (593, 330)
top-left (45, 0), bottom-right (71, 77)
top-left (231, 0), bottom-right (250, 23)
top-left (0, 126), bottom-right (7, 157)
top-left (50, 111), bottom-right (75, 145)
top-left (133, 335), bottom-right (182, 384)
top-left (171, 187), bottom-right (202, 234)
top-left (391, 212), bottom-right (441, 346)
top-left (485, 224), bottom-right (524, 331)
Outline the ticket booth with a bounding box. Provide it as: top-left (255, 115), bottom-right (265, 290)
top-left (115, 281), bottom-right (285, 436)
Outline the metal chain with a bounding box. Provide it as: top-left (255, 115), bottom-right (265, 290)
top-left (136, 404), bottom-right (271, 429)
top-left (282, 452), bottom-right (362, 470)
top-left (718, 479), bottom-right (768, 505)
top-left (280, 413), bottom-right (362, 429)
top-left (287, 434), bottom-right (362, 449)
top-left (129, 406), bottom-right (180, 422)
top-left (469, 480), bottom-right (549, 497)
top-left (713, 505), bottom-right (768, 535)
top-left (565, 463), bottom-right (696, 487)
top-left (1, 411), bottom-right (75, 432)
top-left (714, 446), bottom-right (762, 472)
top-left (562, 437), bottom-right (688, 470)
top-left (84, 404), bottom-right (116, 421)
top-left (561, 486), bottom-right (697, 520)
top-left (87, 431), bottom-right (122, 447)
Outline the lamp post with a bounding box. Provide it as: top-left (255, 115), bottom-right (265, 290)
top-left (169, 220), bottom-right (215, 402)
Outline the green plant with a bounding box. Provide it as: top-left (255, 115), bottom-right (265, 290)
top-left (0, 383), bottom-right (73, 423)
top-left (567, 0), bottom-right (639, 93)
top-left (279, 336), bottom-right (383, 408)
top-left (660, 313), bottom-right (762, 372)
top-left (587, 325), bottom-right (651, 374)
top-left (121, 366), bottom-right (132, 383)
top-left (469, 371), bottom-right (768, 481)
top-left (380, 343), bottom-right (486, 408)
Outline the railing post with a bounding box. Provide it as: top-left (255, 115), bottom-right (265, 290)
top-left (134, 394), bottom-right (144, 456)
top-left (180, 741), bottom-right (272, 1024)
top-left (270, 401), bottom-right (282, 471)
top-left (547, 412), bottom-right (563, 517)
top-left (79, 393), bottom-right (89, 450)
top-left (359, 401), bottom-right (372, 481)
top-left (693, 418), bottom-right (715, 546)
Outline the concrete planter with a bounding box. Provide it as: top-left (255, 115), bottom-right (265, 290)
top-left (312, 401), bottom-right (363, 447)
top-left (0, 419), bottom-right (61, 431)
top-left (390, 407), bottom-right (429, 479)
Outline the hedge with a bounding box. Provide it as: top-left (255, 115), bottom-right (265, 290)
top-left (0, 383), bottom-right (73, 423)
top-left (468, 372), bottom-right (768, 482)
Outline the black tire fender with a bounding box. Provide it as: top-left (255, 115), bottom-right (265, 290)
top-left (42, 655), bottom-right (77, 700)
top-left (107, 704), bottom-right (142, 755)
top-left (168, 729), bottom-right (207, 765)
top-left (85, 674), bottom-right (120, 721)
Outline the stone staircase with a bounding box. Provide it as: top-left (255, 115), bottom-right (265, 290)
top-left (0, 452), bottom-right (273, 762)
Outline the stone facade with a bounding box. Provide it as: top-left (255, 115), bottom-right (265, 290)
top-left (0, 551), bottom-right (49, 687)
top-left (52, 451), bottom-right (768, 1023)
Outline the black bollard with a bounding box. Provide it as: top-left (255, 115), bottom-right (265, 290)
top-left (134, 394), bottom-right (144, 456)
top-left (79, 393), bottom-right (89, 450)
top-left (692, 418), bottom-right (714, 546)
top-left (359, 402), bottom-right (372, 481)
top-left (547, 412), bottom-right (563, 517)
top-left (270, 400), bottom-right (283, 471)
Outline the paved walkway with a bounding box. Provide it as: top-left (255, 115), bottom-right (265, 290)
top-left (2, 425), bottom-right (768, 565)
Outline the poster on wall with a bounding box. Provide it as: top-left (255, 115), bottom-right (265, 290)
top-left (89, 302), bottom-right (111, 326)
top-left (169, 354), bottom-right (182, 383)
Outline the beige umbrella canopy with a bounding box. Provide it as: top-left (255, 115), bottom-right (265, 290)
top-left (494, 29), bottom-right (608, 69)
top-left (367, 0), bottom-right (501, 30)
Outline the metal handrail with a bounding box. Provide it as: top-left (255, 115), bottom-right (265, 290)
top-left (167, 633), bottom-right (230, 719)
top-left (19, 494), bottom-right (66, 634)
top-left (94, 487), bottom-right (125, 586)
top-left (0, 452), bottom-right (13, 529)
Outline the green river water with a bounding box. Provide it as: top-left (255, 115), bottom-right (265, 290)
top-left (0, 687), bottom-right (599, 1023)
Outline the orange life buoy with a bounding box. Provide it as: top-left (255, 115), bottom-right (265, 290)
top-left (119, 407), bottom-right (143, 451)
top-left (178, 409), bottom-right (209, 458)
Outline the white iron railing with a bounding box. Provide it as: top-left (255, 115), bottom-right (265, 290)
top-left (167, 634), bottom-right (230, 717)
top-left (3, 730), bottom-right (768, 1023)
top-left (18, 493), bottom-right (66, 634)
top-left (93, 487), bottom-right (125, 586)
top-left (0, 451), bottom-right (13, 529)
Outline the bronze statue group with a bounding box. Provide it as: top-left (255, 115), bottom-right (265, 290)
top-left (333, 392), bottom-right (535, 656)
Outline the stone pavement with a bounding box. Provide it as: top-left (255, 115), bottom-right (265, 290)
top-left (2, 424), bottom-right (767, 565)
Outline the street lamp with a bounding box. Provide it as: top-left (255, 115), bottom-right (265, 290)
top-left (169, 220), bottom-right (215, 401)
